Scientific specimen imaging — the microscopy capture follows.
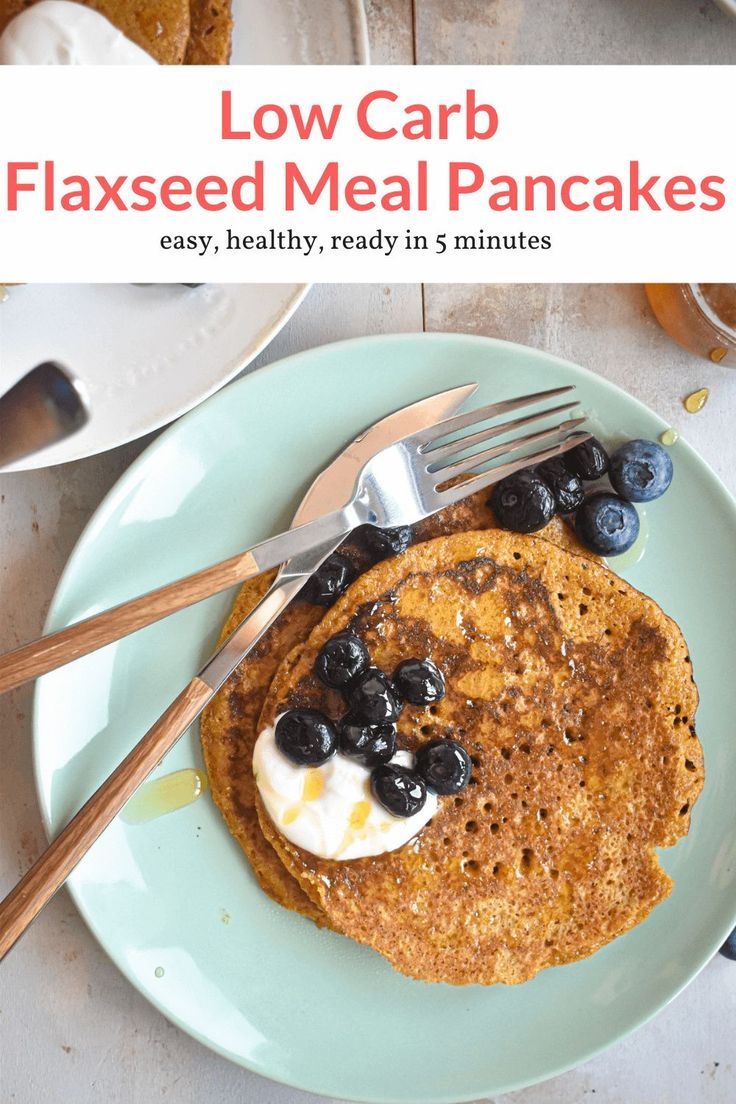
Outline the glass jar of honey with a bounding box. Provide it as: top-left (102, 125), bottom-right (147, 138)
top-left (646, 284), bottom-right (736, 367)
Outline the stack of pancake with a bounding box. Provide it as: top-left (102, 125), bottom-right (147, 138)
top-left (0, 0), bottom-right (232, 62)
top-left (201, 489), bottom-right (704, 986)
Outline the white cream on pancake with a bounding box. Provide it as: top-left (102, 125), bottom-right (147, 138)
top-left (0, 1), bottom-right (157, 63)
top-left (253, 721), bottom-right (437, 862)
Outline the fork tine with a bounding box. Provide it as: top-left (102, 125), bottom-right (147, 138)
top-left (432, 432), bottom-right (591, 510)
top-left (432, 417), bottom-right (587, 484)
top-left (418, 386), bottom-right (575, 450)
top-left (426, 401), bottom-right (580, 467)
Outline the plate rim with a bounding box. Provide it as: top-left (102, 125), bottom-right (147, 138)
top-left (32, 331), bottom-right (736, 1103)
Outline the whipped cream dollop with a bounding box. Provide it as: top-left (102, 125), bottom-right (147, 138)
top-left (253, 720), bottom-right (437, 861)
top-left (0, 1), bottom-right (157, 64)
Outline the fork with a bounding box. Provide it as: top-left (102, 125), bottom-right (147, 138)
top-left (0, 387), bottom-right (588, 958)
top-left (0, 387), bottom-right (587, 696)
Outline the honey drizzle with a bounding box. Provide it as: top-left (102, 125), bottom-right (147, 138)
top-left (336, 789), bottom-right (375, 857)
top-left (303, 769), bottom-right (324, 802)
top-left (122, 768), bottom-right (207, 824)
top-left (683, 387), bottom-right (709, 414)
top-left (281, 768), bottom-right (325, 826)
top-left (349, 800), bottom-right (371, 830)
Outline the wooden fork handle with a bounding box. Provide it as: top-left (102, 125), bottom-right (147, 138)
top-left (0, 549), bottom-right (257, 697)
top-left (0, 677), bottom-right (212, 960)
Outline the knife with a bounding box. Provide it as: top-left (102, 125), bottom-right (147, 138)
top-left (198, 382), bottom-right (477, 695)
top-left (0, 384), bottom-right (478, 958)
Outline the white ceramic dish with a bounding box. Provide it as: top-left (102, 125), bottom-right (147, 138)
top-left (0, 2), bottom-right (368, 467)
top-left (0, 283), bottom-right (308, 470)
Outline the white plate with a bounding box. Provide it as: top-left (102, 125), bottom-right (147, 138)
top-left (0, 1), bottom-right (368, 468)
top-left (0, 282), bottom-right (308, 470)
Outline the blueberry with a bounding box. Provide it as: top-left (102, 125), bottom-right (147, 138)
top-left (565, 437), bottom-right (610, 481)
top-left (719, 927), bottom-right (736, 961)
top-left (371, 763), bottom-right (427, 817)
top-left (609, 439), bottom-right (673, 503)
top-left (489, 470), bottom-right (556, 534)
top-left (301, 553), bottom-right (355, 607)
top-left (575, 492), bottom-right (640, 556)
top-left (338, 717), bottom-right (396, 766)
top-left (348, 668), bottom-right (403, 724)
top-left (275, 709), bottom-right (337, 766)
top-left (315, 632), bottom-right (369, 690)
top-left (362, 525), bottom-right (413, 559)
top-left (536, 458), bottom-right (584, 514)
top-left (416, 739), bottom-right (472, 795)
top-left (392, 658), bottom-right (445, 706)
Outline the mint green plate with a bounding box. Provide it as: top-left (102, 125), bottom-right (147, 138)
top-left (34, 334), bottom-right (736, 1103)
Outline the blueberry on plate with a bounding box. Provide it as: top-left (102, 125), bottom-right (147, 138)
top-left (393, 658), bottom-right (445, 706)
top-left (315, 632), bottom-right (370, 690)
top-left (489, 470), bottom-right (556, 533)
top-left (347, 668), bottom-right (403, 724)
top-left (575, 492), bottom-right (640, 556)
top-left (609, 439), bottom-right (673, 503)
top-left (275, 709), bottom-right (337, 766)
top-left (338, 717), bottom-right (396, 766)
top-left (371, 763), bottom-right (427, 817)
top-left (362, 525), bottom-right (413, 559)
top-left (719, 927), bottom-right (736, 961)
top-left (565, 437), bottom-right (609, 481)
top-left (536, 458), bottom-right (584, 514)
top-left (416, 739), bottom-right (472, 795)
top-left (301, 553), bottom-right (355, 607)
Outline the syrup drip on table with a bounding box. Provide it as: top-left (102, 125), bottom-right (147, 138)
top-left (122, 768), bottom-right (207, 824)
top-left (683, 388), bottom-right (709, 414)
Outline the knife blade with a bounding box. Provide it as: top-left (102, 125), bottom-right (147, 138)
top-left (198, 383), bottom-right (477, 692)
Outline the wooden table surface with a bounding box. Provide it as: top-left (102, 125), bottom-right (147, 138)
top-left (3, 3), bottom-right (736, 1102)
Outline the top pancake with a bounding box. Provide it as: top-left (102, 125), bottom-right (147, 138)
top-left (256, 529), bottom-right (703, 986)
top-left (200, 492), bottom-right (595, 929)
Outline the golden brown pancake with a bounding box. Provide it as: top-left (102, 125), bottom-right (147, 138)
top-left (201, 571), bottom-right (328, 926)
top-left (256, 529), bottom-right (703, 985)
top-left (184, 0), bottom-right (231, 63)
top-left (1, 0), bottom-right (190, 63)
top-left (201, 492), bottom-right (599, 929)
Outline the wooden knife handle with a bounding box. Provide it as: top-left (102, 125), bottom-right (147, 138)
top-left (0, 676), bottom-right (213, 960)
top-left (0, 549), bottom-right (257, 697)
